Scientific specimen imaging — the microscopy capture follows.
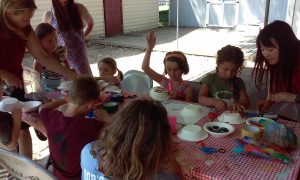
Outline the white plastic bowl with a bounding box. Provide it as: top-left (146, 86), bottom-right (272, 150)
top-left (0, 97), bottom-right (21, 113)
top-left (217, 111), bottom-right (244, 124)
top-left (177, 125), bottom-right (208, 142)
top-left (179, 104), bottom-right (205, 124)
top-left (22, 101), bottom-right (42, 113)
top-left (203, 122), bottom-right (235, 138)
top-left (149, 87), bottom-right (169, 101)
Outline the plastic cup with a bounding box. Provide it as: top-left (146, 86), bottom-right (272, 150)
top-left (168, 116), bottom-right (177, 135)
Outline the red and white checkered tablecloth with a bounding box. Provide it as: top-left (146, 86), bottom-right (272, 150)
top-left (174, 116), bottom-right (300, 180)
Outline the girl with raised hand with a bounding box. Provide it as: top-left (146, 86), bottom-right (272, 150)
top-left (142, 30), bottom-right (193, 102)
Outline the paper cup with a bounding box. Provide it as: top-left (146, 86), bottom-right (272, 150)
top-left (168, 116), bottom-right (177, 135)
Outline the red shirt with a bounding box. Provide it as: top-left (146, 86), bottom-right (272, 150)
top-left (40, 108), bottom-right (103, 180)
top-left (0, 26), bottom-right (31, 79)
top-left (292, 55), bottom-right (300, 93)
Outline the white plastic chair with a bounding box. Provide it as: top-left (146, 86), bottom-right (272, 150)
top-left (0, 148), bottom-right (55, 180)
top-left (121, 70), bottom-right (153, 93)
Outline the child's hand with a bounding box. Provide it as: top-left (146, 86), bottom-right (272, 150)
top-left (230, 103), bottom-right (245, 113)
top-left (270, 92), bottom-right (297, 102)
top-left (257, 100), bottom-right (272, 113)
top-left (214, 99), bottom-right (227, 111)
top-left (95, 109), bottom-right (111, 124)
top-left (147, 30), bottom-right (156, 50)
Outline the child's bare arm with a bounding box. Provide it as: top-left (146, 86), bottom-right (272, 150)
top-left (7, 108), bottom-right (22, 149)
top-left (142, 30), bottom-right (165, 84)
top-left (198, 84), bottom-right (226, 111)
top-left (238, 88), bottom-right (250, 109)
top-left (39, 99), bottom-right (67, 113)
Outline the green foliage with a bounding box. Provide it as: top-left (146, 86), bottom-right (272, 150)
top-left (159, 10), bottom-right (168, 26)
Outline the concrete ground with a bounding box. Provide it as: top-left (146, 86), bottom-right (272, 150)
top-left (22, 26), bottom-right (258, 163)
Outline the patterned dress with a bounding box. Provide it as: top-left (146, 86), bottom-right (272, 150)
top-left (50, 12), bottom-right (92, 76)
top-left (163, 79), bottom-right (190, 101)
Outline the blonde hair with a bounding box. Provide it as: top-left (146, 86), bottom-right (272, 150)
top-left (93, 99), bottom-right (173, 179)
top-left (0, 0), bottom-right (37, 33)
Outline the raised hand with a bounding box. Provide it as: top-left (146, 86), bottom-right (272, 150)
top-left (147, 30), bottom-right (156, 51)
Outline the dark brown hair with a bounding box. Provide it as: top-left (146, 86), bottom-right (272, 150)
top-left (163, 51), bottom-right (189, 75)
top-left (253, 20), bottom-right (300, 93)
top-left (68, 76), bottom-right (99, 105)
top-left (216, 45), bottom-right (245, 72)
top-left (0, 0), bottom-right (37, 33)
top-left (93, 99), bottom-right (173, 179)
top-left (35, 23), bottom-right (56, 39)
top-left (98, 57), bottom-right (124, 80)
top-left (52, 0), bottom-right (83, 32)
top-left (0, 112), bottom-right (13, 145)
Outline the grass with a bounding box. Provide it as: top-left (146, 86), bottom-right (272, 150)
top-left (159, 9), bottom-right (169, 26)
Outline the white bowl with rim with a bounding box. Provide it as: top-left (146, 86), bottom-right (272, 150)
top-left (22, 101), bottom-right (42, 113)
top-left (149, 87), bottom-right (169, 101)
top-left (217, 111), bottom-right (245, 124)
top-left (203, 122), bottom-right (235, 138)
top-left (0, 97), bottom-right (22, 113)
top-left (179, 104), bottom-right (205, 124)
top-left (177, 124), bottom-right (208, 142)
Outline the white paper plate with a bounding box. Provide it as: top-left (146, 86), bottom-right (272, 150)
top-left (22, 101), bottom-right (42, 113)
top-left (245, 117), bottom-right (275, 128)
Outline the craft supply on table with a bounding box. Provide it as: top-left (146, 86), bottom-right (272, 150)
top-left (241, 125), bottom-right (263, 141)
top-left (103, 102), bottom-right (119, 114)
top-left (203, 122), bottom-right (235, 138)
top-left (233, 137), bottom-right (292, 164)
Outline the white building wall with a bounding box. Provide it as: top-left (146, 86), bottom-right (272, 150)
top-left (31, 0), bottom-right (104, 36)
top-left (31, 1), bottom-right (52, 30)
top-left (122, 0), bottom-right (159, 33)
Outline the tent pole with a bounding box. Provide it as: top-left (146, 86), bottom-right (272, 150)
top-left (176, 0), bottom-right (179, 50)
top-left (264, 0), bottom-right (271, 27)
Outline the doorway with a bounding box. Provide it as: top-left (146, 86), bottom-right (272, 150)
top-left (206, 0), bottom-right (239, 27)
top-left (103, 0), bottom-right (123, 37)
